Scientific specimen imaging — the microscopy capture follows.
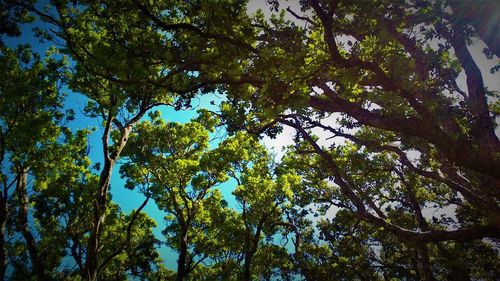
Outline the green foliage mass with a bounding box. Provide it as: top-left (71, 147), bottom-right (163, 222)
top-left (1, 0), bottom-right (499, 280)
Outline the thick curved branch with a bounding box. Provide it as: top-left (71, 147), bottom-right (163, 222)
top-left (364, 213), bottom-right (500, 242)
top-left (297, 114), bottom-right (500, 221)
top-left (286, 7), bottom-right (317, 27)
top-left (280, 117), bottom-right (500, 243)
top-left (308, 87), bottom-right (500, 180)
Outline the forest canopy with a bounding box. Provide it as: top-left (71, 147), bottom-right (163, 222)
top-left (0, 0), bottom-right (499, 280)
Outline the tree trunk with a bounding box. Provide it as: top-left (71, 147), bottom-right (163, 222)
top-left (176, 231), bottom-right (188, 281)
top-left (84, 123), bottom-right (133, 280)
top-left (16, 169), bottom-right (46, 281)
top-left (242, 253), bottom-right (253, 281)
top-left (412, 249), bottom-right (421, 281)
top-left (0, 194), bottom-right (7, 281)
top-left (85, 158), bottom-right (115, 281)
top-left (0, 139), bottom-right (6, 281)
top-left (416, 244), bottom-right (435, 281)
top-left (409, 187), bottom-right (435, 281)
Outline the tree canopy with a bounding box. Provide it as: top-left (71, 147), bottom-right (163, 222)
top-left (1, 0), bottom-right (499, 280)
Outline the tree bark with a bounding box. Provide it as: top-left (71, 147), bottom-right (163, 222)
top-left (176, 231), bottom-right (188, 281)
top-left (0, 194), bottom-right (7, 281)
top-left (16, 169), bottom-right (46, 281)
top-left (242, 253), bottom-right (253, 281)
top-left (85, 118), bottom-right (134, 281)
top-left (416, 244), bottom-right (435, 281)
top-left (407, 185), bottom-right (435, 281)
top-left (0, 138), bottom-right (6, 281)
top-left (85, 157), bottom-right (116, 281)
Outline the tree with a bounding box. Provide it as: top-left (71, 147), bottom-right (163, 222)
top-left (225, 133), bottom-right (296, 281)
top-left (32, 132), bottom-right (163, 281)
top-left (13, 1), bottom-right (257, 278)
top-left (122, 114), bottom-right (300, 280)
top-left (121, 113), bottom-right (230, 280)
top-left (208, 133), bottom-right (298, 280)
top-left (5, 0), bottom-right (499, 279)
top-left (0, 44), bottom-right (162, 281)
top-left (184, 132), bottom-right (298, 280)
top-left (278, 137), bottom-right (499, 280)
top-left (216, 1), bottom-right (500, 278)
top-left (222, 0), bottom-right (499, 242)
top-left (0, 44), bottom-right (69, 280)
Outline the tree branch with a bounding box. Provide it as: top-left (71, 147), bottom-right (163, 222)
top-left (132, 0), bottom-right (259, 54)
top-left (97, 196), bottom-right (150, 273)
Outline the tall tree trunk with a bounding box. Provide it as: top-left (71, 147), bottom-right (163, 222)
top-left (176, 231), bottom-right (189, 281)
top-left (242, 253), bottom-right (253, 281)
top-left (242, 229), bottom-right (263, 281)
top-left (241, 201), bottom-right (252, 281)
top-left (0, 194), bottom-right (7, 281)
top-left (407, 186), bottom-right (435, 281)
top-left (0, 139), bottom-right (6, 281)
top-left (85, 158), bottom-right (115, 281)
top-left (16, 169), bottom-right (46, 281)
top-left (84, 121), bottom-right (133, 281)
top-left (412, 249), bottom-right (421, 281)
top-left (408, 187), bottom-right (435, 281)
top-left (416, 244), bottom-right (435, 281)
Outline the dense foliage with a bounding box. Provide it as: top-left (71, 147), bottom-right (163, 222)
top-left (1, 0), bottom-right (498, 280)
